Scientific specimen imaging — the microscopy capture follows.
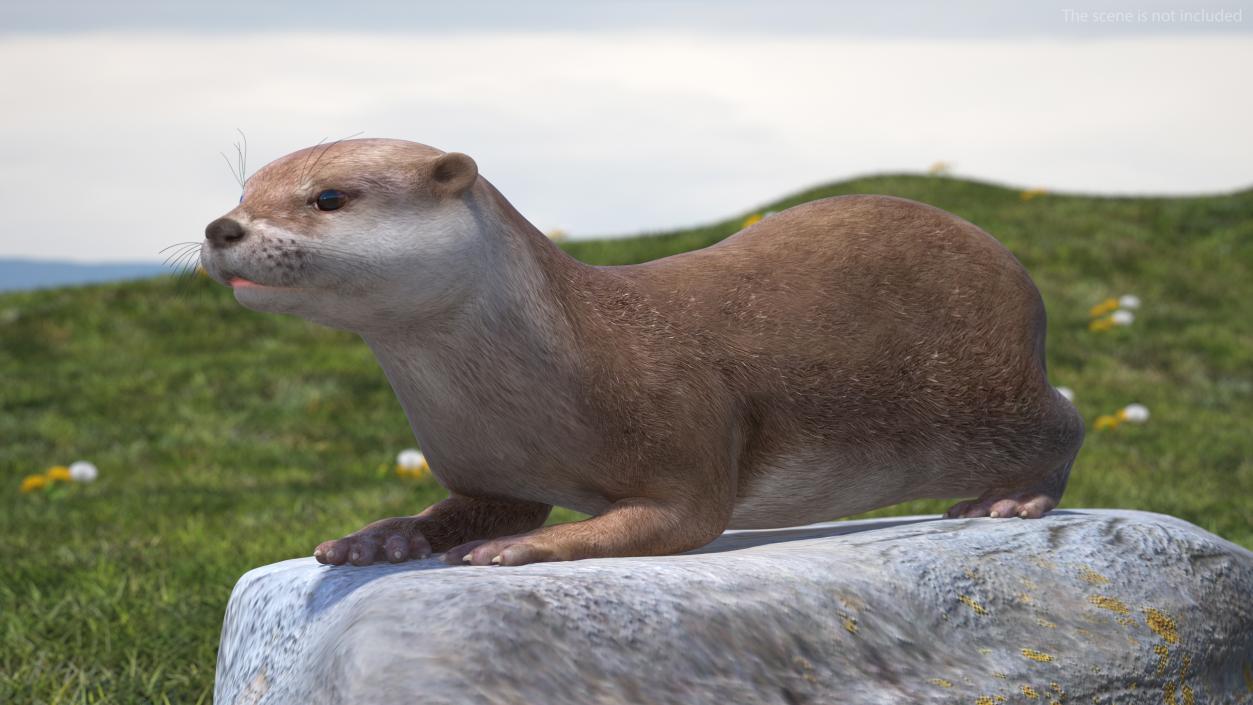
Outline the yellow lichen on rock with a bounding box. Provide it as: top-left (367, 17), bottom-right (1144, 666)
top-left (1021, 648), bottom-right (1055, 663)
top-left (1078, 566), bottom-right (1111, 585)
top-left (959, 594), bottom-right (989, 615)
top-left (1154, 644), bottom-right (1170, 675)
top-left (1144, 608), bottom-right (1179, 644)
top-left (1088, 595), bottom-right (1131, 615)
top-left (792, 656), bottom-right (817, 684)
top-left (929, 678), bottom-right (953, 688)
top-left (1022, 684), bottom-right (1040, 699)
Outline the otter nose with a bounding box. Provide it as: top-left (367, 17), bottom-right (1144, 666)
top-left (205, 217), bottom-right (247, 248)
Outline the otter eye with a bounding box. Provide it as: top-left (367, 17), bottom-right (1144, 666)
top-left (315, 189), bottom-right (347, 211)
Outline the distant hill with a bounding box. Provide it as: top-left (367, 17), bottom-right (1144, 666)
top-left (0, 258), bottom-right (167, 292)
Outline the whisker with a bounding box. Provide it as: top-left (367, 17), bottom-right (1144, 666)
top-left (220, 151), bottom-right (244, 189)
top-left (300, 136), bottom-right (330, 184)
top-left (162, 243), bottom-right (207, 301)
top-left (219, 129), bottom-right (251, 193)
top-left (161, 242), bottom-right (200, 266)
top-left (159, 241), bottom-right (201, 254)
top-left (171, 249), bottom-right (201, 277)
top-left (161, 249), bottom-right (200, 268)
top-left (235, 128), bottom-right (249, 186)
top-left (305, 131), bottom-right (365, 183)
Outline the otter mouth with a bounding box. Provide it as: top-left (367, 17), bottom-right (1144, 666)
top-left (228, 275), bottom-right (304, 292)
top-left (229, 276), bottom-right (269, 289)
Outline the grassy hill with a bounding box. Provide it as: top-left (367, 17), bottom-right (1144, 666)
top-left (2, 174), bottom-right (1251, 703)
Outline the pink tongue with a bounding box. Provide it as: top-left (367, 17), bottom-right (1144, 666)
top-left (230, 277), bottom-right (262, 288)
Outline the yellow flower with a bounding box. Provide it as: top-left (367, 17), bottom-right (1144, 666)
top-left (1020, 187), bottom-right (1048, 202)
top-left (1094, 414), bottom-right (1122, 431)
top-left (1089, 297), bottom-right (1119, 318)
top-left (928, 161), bottom-right (952, 176)
top-left (20, 475), bottom-right (48, 493)
top-left (46, 466), bottom-right (72, 483)
top-left (395, 448), bottom-right (429, 479)
top-left (1088, 317), bottom-right (1115, 332)
top-left (396, 464), bottom-right (428, 479)
top-left (742, 213), bottom-right (763, 228)
top-left (545, 228), bottom-right (568, 241)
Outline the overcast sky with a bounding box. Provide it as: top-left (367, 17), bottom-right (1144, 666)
top-left (0, 1), bottom-right (1249, 262)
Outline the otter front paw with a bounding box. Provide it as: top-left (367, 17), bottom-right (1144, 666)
top-left (446, 535), bottom-right (562, 567)
top-left (314, 516), bottom-right (433, 566)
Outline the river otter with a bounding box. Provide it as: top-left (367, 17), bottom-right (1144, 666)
top-left (200, 138), bottom-right (1083, 567)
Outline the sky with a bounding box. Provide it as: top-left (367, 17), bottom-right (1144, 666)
top-left (0, 1), bottom-right (1250, 263)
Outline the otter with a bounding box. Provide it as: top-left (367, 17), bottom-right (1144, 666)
top-left (200, 138), bottom-right (1083, 567)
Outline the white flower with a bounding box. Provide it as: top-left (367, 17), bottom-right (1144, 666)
top-left (1121, 404), bottom-right (1150, 423)
top-left (1056, 386), bottom-right (1075, 402)
top-left (396, 449), bottom-right (426, 469)
top-left (69, 460), bottom-right (98, 483)
top-left (1118, 294), bottom-right (1141, 309)
top-left (1111, 310), bottom-right (1135, 326)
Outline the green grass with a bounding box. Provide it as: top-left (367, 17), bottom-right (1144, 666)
top-left (2, 174), bottom-right (1251, 703)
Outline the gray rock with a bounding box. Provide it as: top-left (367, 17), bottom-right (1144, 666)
top-left (214, 510), bottom-right (1253, 705)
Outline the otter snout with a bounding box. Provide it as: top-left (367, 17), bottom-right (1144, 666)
top-left (205, 217), bottom-right (247, 248)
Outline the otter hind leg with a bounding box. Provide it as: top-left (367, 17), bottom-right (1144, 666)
top-left (944, 448), bottom-right (1079, 520)
top-left (944, 393), bottom-right (1084, 520)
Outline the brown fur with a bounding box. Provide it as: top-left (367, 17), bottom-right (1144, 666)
top-left (201, 139), bottom-right (1084, 567)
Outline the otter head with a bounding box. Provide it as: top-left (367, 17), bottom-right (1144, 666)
top-left (199, 138), bottom-right (486, 332)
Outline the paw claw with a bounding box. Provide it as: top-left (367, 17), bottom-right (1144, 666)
top-left (947, 490), bottom-right (1059, 523)
top-left (316, 516), bottom-right (435, 567)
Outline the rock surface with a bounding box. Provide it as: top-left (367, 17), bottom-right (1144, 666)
top-left (215, 510), bottom-right (1253, 705)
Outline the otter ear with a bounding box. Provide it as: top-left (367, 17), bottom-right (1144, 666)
top-left (429, 152), bottom-right (478, 198)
